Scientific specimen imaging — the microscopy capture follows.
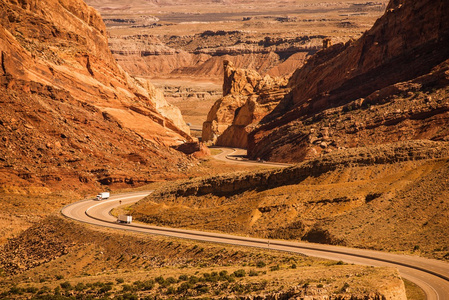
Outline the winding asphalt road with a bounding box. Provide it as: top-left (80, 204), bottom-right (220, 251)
top-left (211, 147), bottom-right (292, 167)
top-left (61, 192), bottom-right (449, 299)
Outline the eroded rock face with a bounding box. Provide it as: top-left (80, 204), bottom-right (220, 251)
top-left (248, 0), bottom-right (449, 162)
top-left (0, 0), bottom-right (194, 188)
top-left (107, 31), bottom-right (320, 80)
top-left (202, 61), bottom-right (289, 147)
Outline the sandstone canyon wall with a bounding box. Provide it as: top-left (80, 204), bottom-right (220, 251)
top-left (248, 0), bottom-right (449, 162)
top-left (202, 61), bottom-right (289, 148)
top-left (0, 0), bottom-right (195, 189)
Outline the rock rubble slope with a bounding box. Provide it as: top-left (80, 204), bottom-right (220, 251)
top-left (248, 0), bottom-right (449, 162)
top-left (0, 0), bottom-right (195, 189)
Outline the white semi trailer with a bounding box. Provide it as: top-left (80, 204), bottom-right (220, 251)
top-left (95, 192), bottom-right (110, 200)
top-left (117, 215), bottom-right (132, 224)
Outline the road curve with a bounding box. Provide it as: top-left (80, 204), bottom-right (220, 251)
top-left (61, 193), bottom-right (449, 299)
top-left (211, 147), bottom-right (292, 168)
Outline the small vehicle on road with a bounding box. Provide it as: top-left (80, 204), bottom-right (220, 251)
top-left (117, 215), bottom-right (132, 224)
top-left (95, 192), bottom-right (110, 201)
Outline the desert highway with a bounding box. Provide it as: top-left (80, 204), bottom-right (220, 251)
top-left (211, 147), bottom-right (292, 167)
top-left (61, 192), bottom-right (449, 299)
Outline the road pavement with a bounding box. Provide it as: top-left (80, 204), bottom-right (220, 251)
top-left (211, 147), bottom-right (292, 167)
top-left (61, 192), bottom-right (449, 300)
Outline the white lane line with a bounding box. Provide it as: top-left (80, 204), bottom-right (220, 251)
top-left (85, 194), bottom-right (150, 214)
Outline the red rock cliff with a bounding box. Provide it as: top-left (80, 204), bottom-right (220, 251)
top-left (0, 0), bottom-right (193, 189)
top-left (248, 0), bottom-right (449, 162)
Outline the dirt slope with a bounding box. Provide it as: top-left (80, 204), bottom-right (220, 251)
top-left (0, 216), bottom-right (407, 299)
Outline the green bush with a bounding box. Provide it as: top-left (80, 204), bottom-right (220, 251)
top-left (74, 283), bottom-right (86, 291)
top-left (118, 293), bottom-right (139, 300)
top-left (133, 280), bottom-right (154, 291)
top-left (270, 265), bottom-right (280, 271)
top-left (166, 286), bottom-right (175, 295)
top-left (99, 284), bottom-right (112, 293)
top-left (233, 269), bottom-right (246, 278)
top-left (195, 284), bottom-right (210, 294)
top-left (8, 286), bottom-right (23, 295)
top-left (219, 270), bottom-right (228, 277)
top-left (155, 276), bottom-right (165, 285)
top-left (60, 282), bottom-right (72, 290)
top-left (188, 275), bottom-right (199, 284)
top-left (177, 282), bottom-right (193, 294)
top-left (25, 287), bottom-right (38, 294)
top-left (166, 277), bottom-right (177, 285)
top-left (122, 284), bottom-right (135, 292)
top-left (256, 261), bottom-right (266, 268)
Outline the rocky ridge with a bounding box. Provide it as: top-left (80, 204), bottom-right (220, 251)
top-left (248, 0), bottom-right (449, 162)
top-left (131, 140), bottom-right (449, 257)
top-left (0, 0), bottom-right (196, 189)
top-left (202, 61), bottom-right (289, 147)
top-left (139, 140), bottom-right (449, 199)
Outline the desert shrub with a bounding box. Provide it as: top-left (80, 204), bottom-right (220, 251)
top-left (25, 287), bottom-right (39, 293)
top-left (99, 284), bottom-right (113, 294)
top-left (177, 282), bottom-right (193, 294)
top-left (290, 263), bottom-right (297, 269)
top-left (166, 286), bottom-right (175, 295)
top-left (117, 293), bottom-right (138, 300)
top-left (155, 276), bottom-right (165, 285)
top-left (178, 274), bottom-right (188, 281)
top-left (195, 284), bottom-right (209, 294)
top-left (231, 283), bottom-right (249, 294)
top-left (249, 270), bottom-right (258, 277)
top-left (256, 261), bottom-right (266, 268)
top-left (219, 270), bottom-right (228, 277)
top-left (270, 265), bottom-right (280, 271)
top-left (233, 269), bottom-right (246, 278)
top-left (59, 282), bottom-right (72, 290)
top-left (116, 278), bottom-right (124, 284)
top-left (74, 283), bottom-right (86, 291)
top-left (166, 277), bottom-right (177, 285)
top-left (188, 275), bottom-right (199, 284)
top-left (203, 272), bottom-right (219, 283)
top-left (55, 275), bottom-right (64, 280)
top-left (122, 284), bottom-right (135, 292)
top-left (8, 286), bottom-right (23, 295)
top-left (133, 280), bottom-right (154, 291)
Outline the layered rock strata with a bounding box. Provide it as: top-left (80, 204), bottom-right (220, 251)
top-left (0, 0), bottom-right (195, 188)
top-left (108, 31), bottom-right (320, 79)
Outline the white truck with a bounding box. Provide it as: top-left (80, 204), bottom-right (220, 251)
top-left (95, 192), bottom-right (110, 201)
top-left (117, 215), bottom-right (132, 224)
